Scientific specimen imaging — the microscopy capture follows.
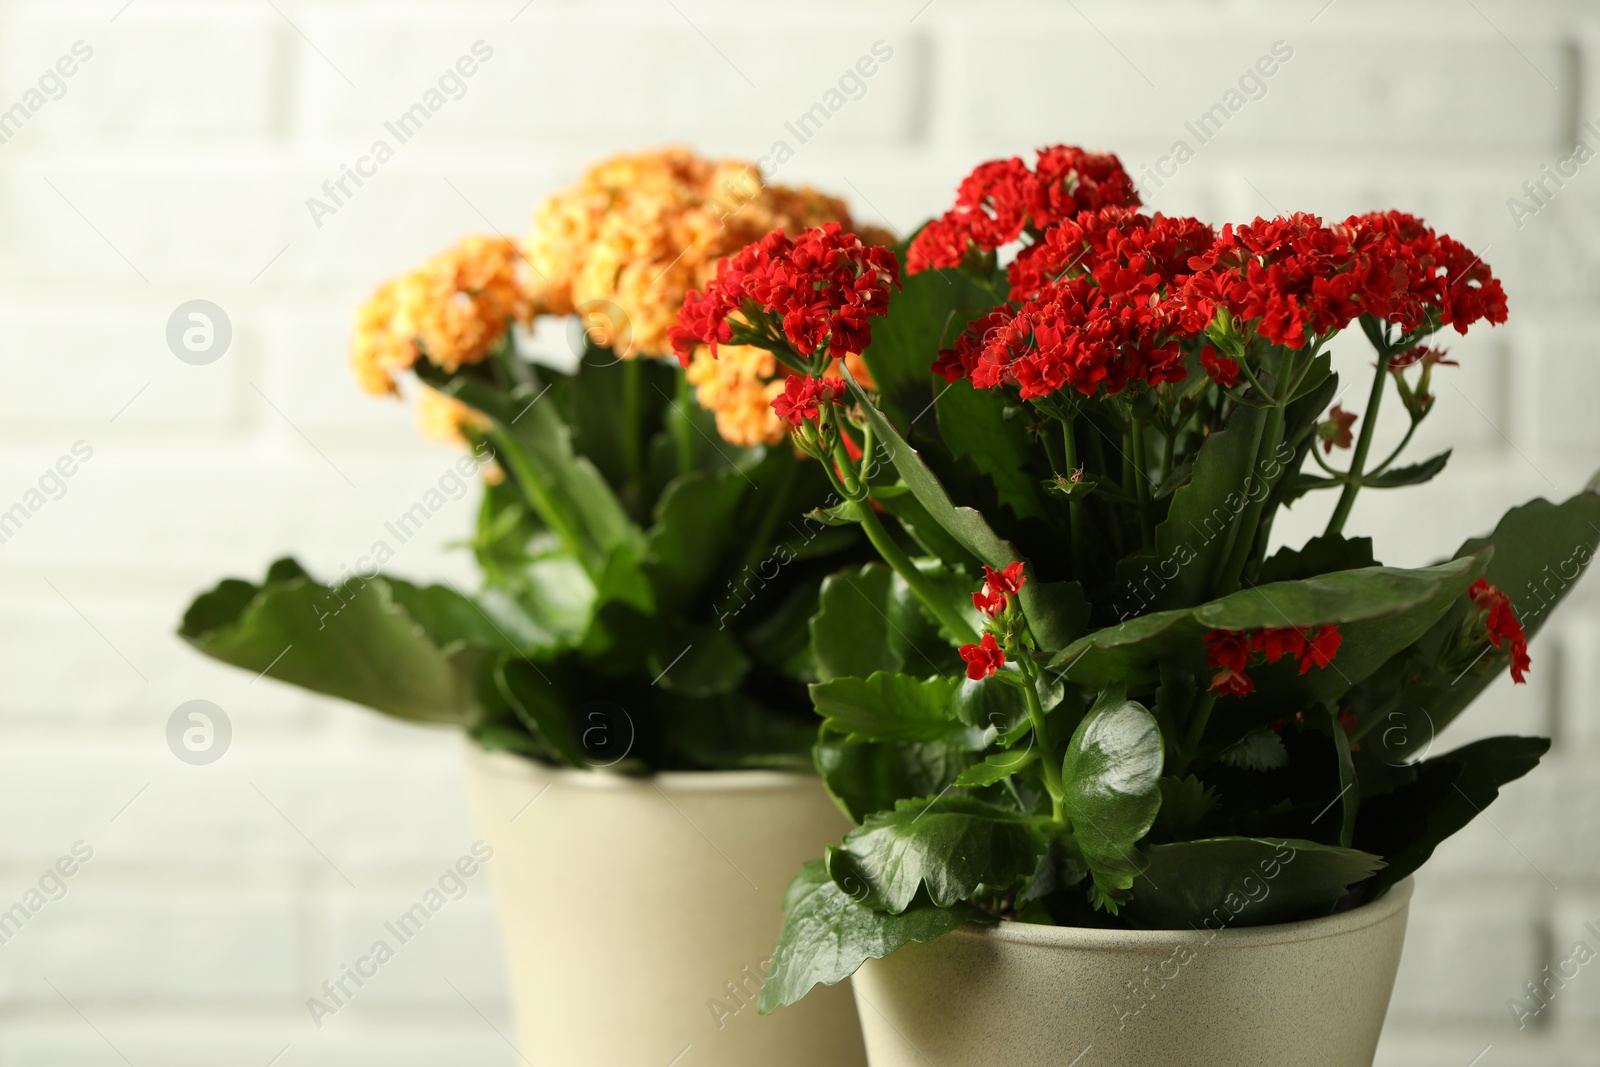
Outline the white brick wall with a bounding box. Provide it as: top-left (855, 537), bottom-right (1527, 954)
top-left (0, 0), bottom-right (1595, 1062)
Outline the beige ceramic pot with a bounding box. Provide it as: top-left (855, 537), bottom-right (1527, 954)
top-left (462, 744), bottom-right (868, 1066)
top-left (852, 878), bottom-right (1414, 1067)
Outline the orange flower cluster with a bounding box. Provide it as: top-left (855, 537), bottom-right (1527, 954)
top-left (350, 235), bottom-right (532, 398)
top-left (349, 147), bottom-right (890, 452)
top-left (687, 348), bottom-right (876, 447)
top-left (524, 146), bottom-right (871, 359)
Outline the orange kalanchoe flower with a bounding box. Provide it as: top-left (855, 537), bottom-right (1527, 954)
top-left (350, 234), bottom-right (532, 396)
top-left (525, 146), bottom-right (876, 360)
top-left (686, 347), bottom-right (876, 447)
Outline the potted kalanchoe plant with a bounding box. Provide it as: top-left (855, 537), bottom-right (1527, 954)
top-left (671, 144), bottom-right (1600, 1066)
top-left (179, 148), bottom-right (883, 1067)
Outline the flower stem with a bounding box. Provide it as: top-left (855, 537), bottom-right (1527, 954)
top-left (1209, 388), bottom-right (1286, 598)
top-left (673, 364), bottom-right (696, 476)
top-left (1325, 345), bottom-right (1392, 536)
top-left (1061, 419), bottom-right (1088, 580)
top-left (1129, 412), bottom-right (1155, 547)
top-left (622, 356), bottom-right (644, 507)
top-left (1015, 655), bottom-right (1065, 822)
top-left (1176, 690), bottom-right (1220, 776)
top-left (819, 409), bottom-right (979, 646)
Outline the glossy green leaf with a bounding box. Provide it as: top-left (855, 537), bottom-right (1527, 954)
top-left (181, 563), bottom-right (488, 725)
top-left (810, 565), bottom-right (899, 682)
top-left (1364, 450), bottom-right (1451, 489)
top-left (1356, 736), bottom-right (1549, 893)
top-left (1126, 837), bottom-right (1385, 928)
top-left (810, 673), bottom-right (975, 745)
top-left (1060, 690), bottom-right (1165, 909)
top-left (832, 795), bottom-right (1047, 912)
top-left (815, 732), bottom-right (978, 824)
top-left (759, 860), bottom-right (983, 1014)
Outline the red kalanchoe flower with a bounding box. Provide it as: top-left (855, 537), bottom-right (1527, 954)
top-left (1205, 629), bottom-right (1253, 675)
top-left (770, 374), bottom-right (845, 427)
top-left (1346, 211), bottom-right (1508, 336)
top-left (1297, 625), bottom-right (1343, 674)
top-left (933, 209), bottom-right (1215, 400)
top-left (1469, 579), bottom-right (1531, 683)
top-left (1320, 405), bottom-right (1357, 453)
top-left (1205, 624), bottom-right (1342, 694)
top-left (670, 223), bottom-right (900, 366)
top-left (1200, 345), bottom-right (1241, 388)
top-left (959, 633), bottom-right (1006, 680)
top-left (1251, 626), bottom-right (1307, 664)
top-left (1210, 666), bottom-right (1255, 698)
top-left (908, 146), bottom-right (1141, 274)
top-left (972, 562), bottom-right (1027, 618)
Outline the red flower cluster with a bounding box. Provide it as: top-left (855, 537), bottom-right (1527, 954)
top-left (1182, 211), bottom-right (1507, 351)
top-left (933, 211), bottom-right (1215, 399)
top-left (907, 146), bottom-right (1141, 273)
top-left (1469, 579), bottom-right (1530, 684)
top-left (1346, 211), bottom-right (1508, 336)
top-left (959, 633), bottom-right (1007, 680)
top-left (771, 374), bottom-right (845, 426)
top-left (670, 223), bottom-right (899, 365)
top-left (972, 561), bottom-right (1027, 618)
top-left (1203, 624), bottom-right (1343, 697)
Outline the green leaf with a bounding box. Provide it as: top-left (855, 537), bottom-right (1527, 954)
top-left (1426, 481), bottom-right (1600, 730)
top-left (643, 468), bottom-right (750, 612)
top-left (857, 249), bottom-right (998, 432)
top-left (181, 564), bottom-right (487, 725)
top-left (954, 747), bottom-right (1039, 788)
top-left (832, 795), bottom-right (1047, 912)
top-left (1219, 728), bottom-right (1289, 771)
top-left (647, 625), bottom-right (751, 698)
top-left (1257, 534), bottom-right (1377, 584)
top-left (493, 657), bottom-right (585, 767)
top-left (1060, 690), bottom-right (1165, 909)
top-left (948, 675), bottom-right (1030, 733)
top-left (1328, 707), bottom-right (1359, 848)
top-left (448, 378), bottom-right (643, 576)
top-left (1050, 555), bottom-right (1488, 702)
top-left (847, 372), bottom-right (1086, 652)
top-left (1115, 405), bottom-right (1270, 612)
top-left (810, 673), bottom-right (977, 745)
top-left (1356, 736), bottom-right (1549, 893)
top-left (935, 379), bottom-right (1052, 521)
top-left (1152, 775), bottom-right (1216, 840)
top-left (810, 565), bottom-right (899, 682)
top-left (814, 733), bottom-right (977, 824)
top-left (759, 860), bottom-right (983, 1014)
top-left (1364, 450), bottom-right (1451, 489)
top-left (1125, 837), bottom-right (1385, 928)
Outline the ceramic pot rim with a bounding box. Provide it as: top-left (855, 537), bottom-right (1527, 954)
top-left (950, 876), bottom-right (1414, 952)
top-left (464, 742), bottom-right (820, 794)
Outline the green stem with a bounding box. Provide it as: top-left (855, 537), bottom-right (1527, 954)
top-left (819, 410), bottom-right (979, 646)
top-left (1367, 413), bottom-right (1420, 478)
top-left (490, 425), bottom-right (595, 577)
top-left (1062, 419), bottom-right (1088, 580)
top-left (1016, 656), bottom-right (1065, 822)
top-left (621, 357), bottom-right (643, 507)
top-left (1325, 347), bottom-right (1392, 536)
top-left (1177, 690), bottom-right (1220, 775)
top-left (1129, 412), bottom-right (1155, 547)
top-left (673, 364), bottom-right (696, 476)
top-left (1214, 401), bottom-right (1285, 595)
